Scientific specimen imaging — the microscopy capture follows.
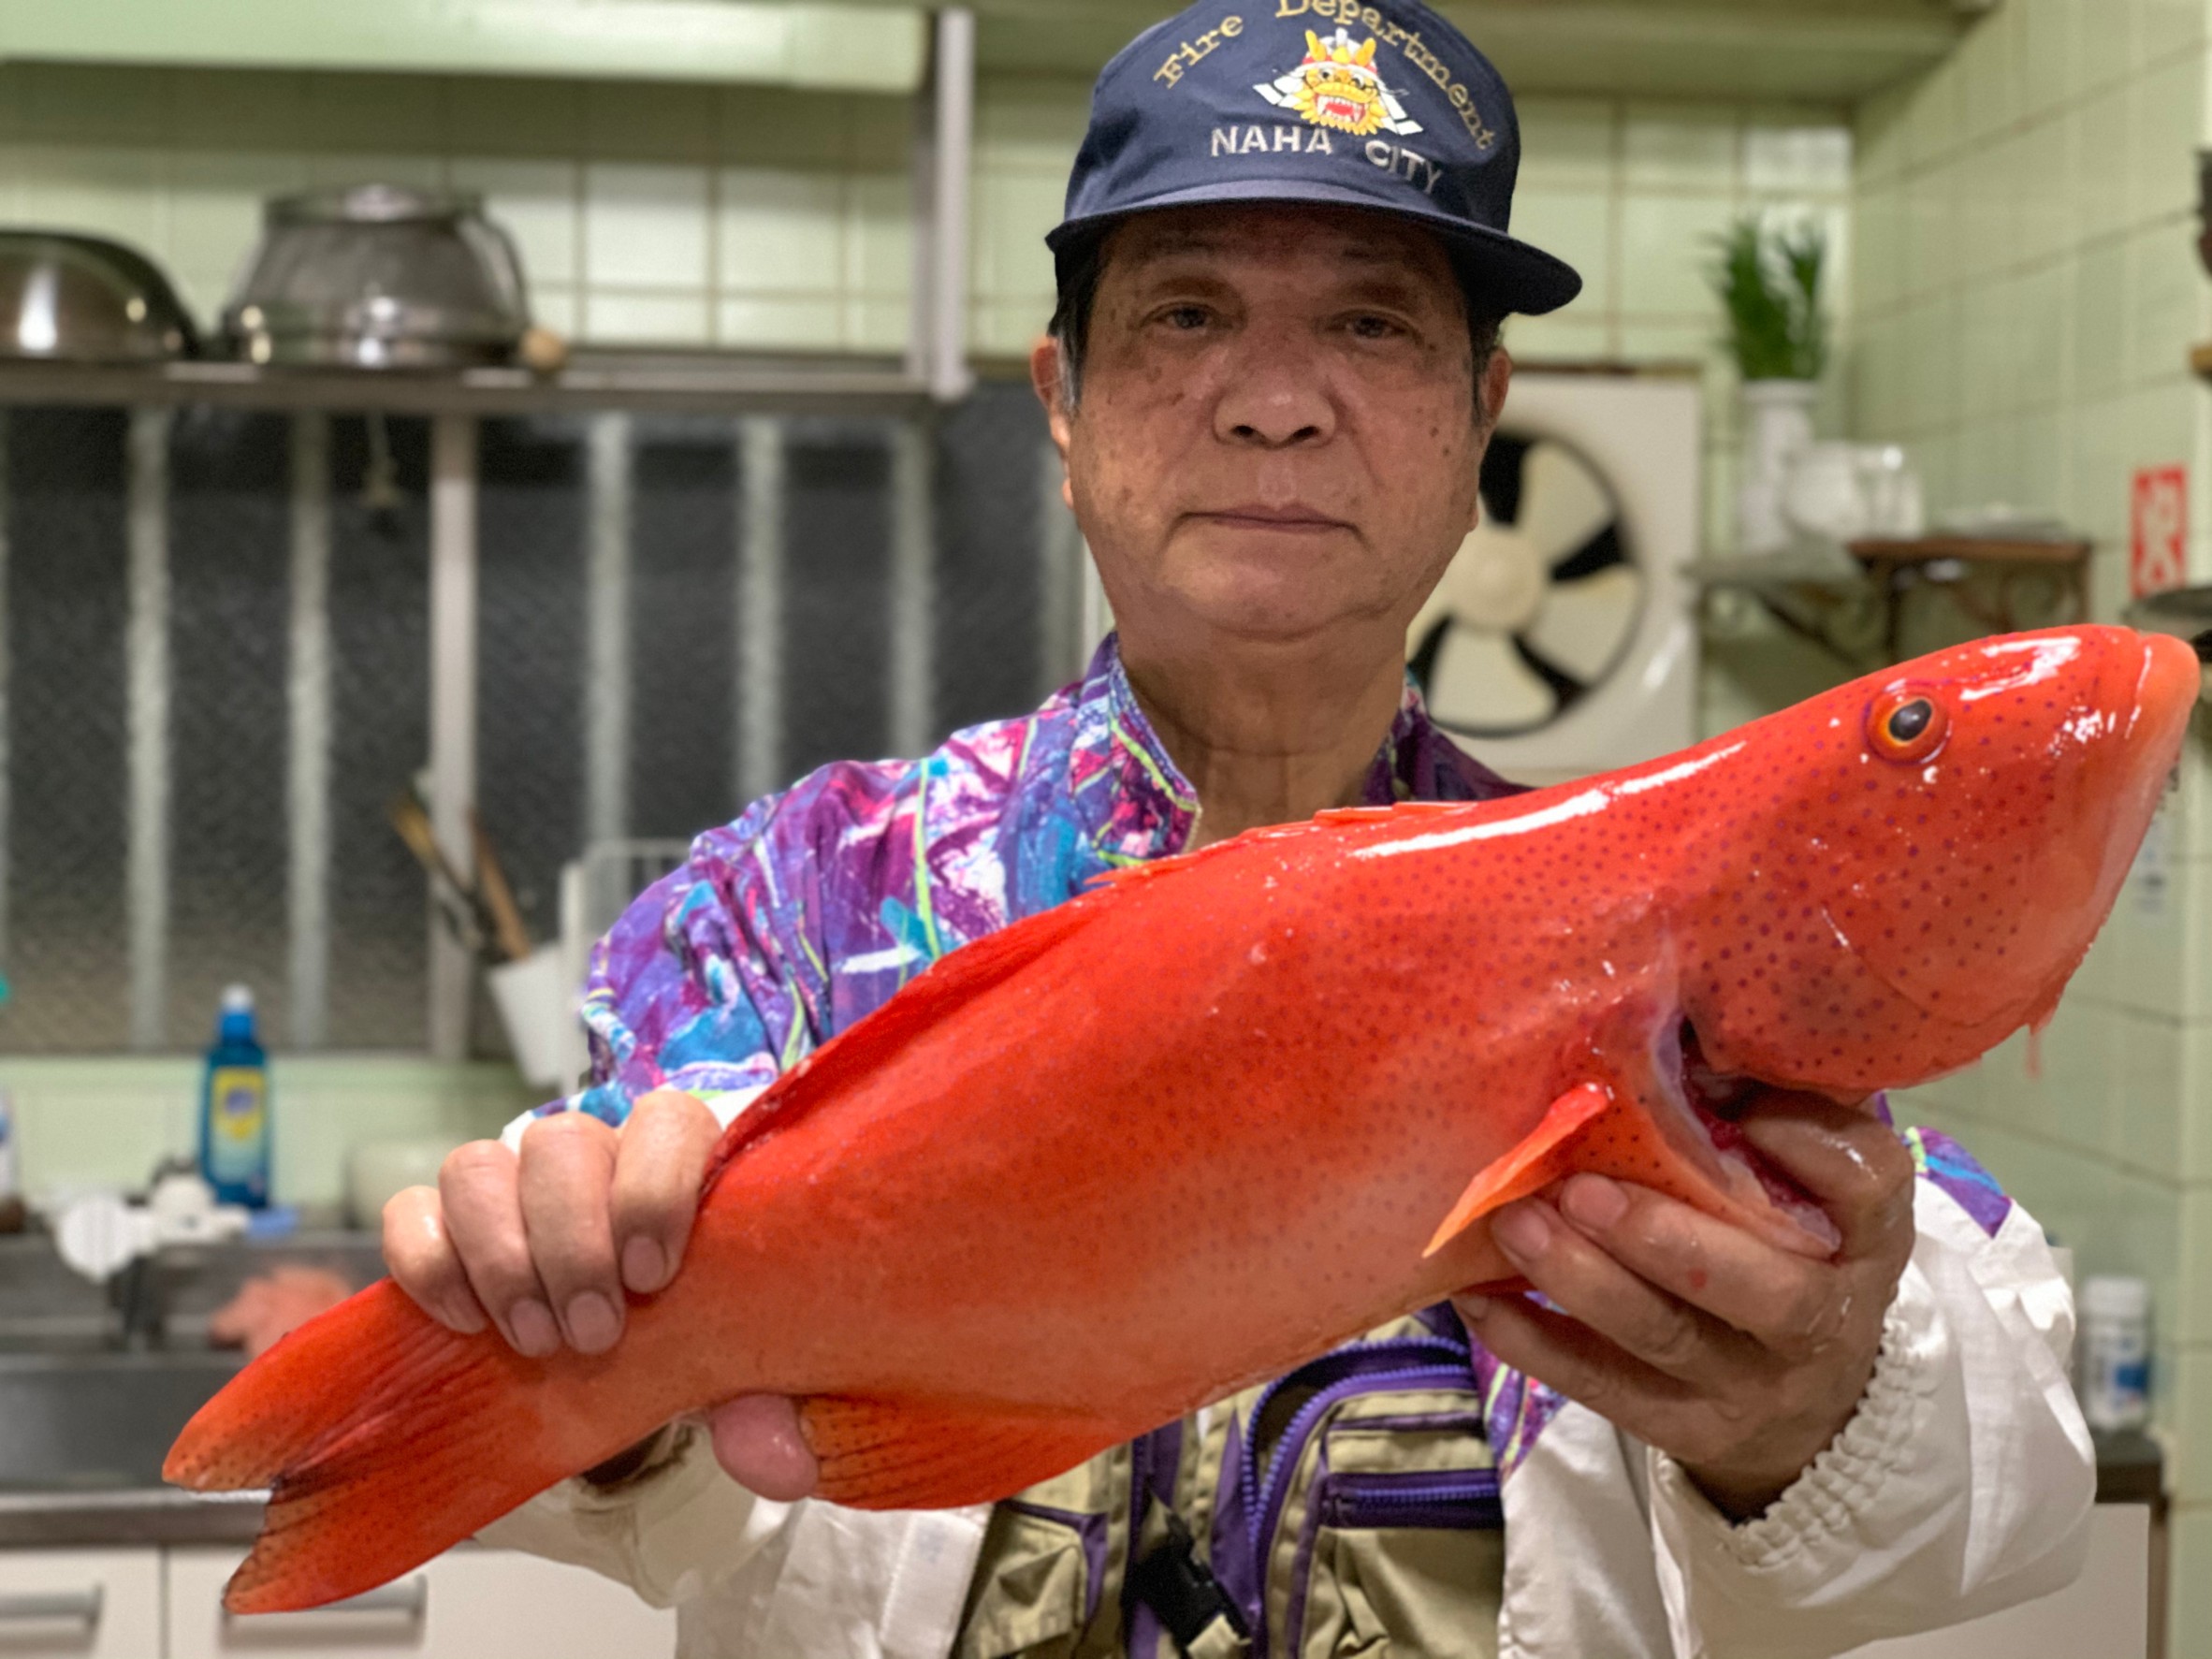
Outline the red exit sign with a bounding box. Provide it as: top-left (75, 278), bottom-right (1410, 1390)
top-left (2131, 465), bottom-right (2189, 600)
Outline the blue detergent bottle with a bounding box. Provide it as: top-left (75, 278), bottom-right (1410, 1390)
top-left (200, 985), bottom-right (271, 1209)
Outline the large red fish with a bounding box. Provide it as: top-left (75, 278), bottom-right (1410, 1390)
top-left (169, 625), bottom-right (2199, 1612)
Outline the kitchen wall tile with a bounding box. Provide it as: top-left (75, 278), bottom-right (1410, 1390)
top-left (843, 172), bottom-right (914, 297)
top-left (301, 72), bottom-right (448, 155)
top-left (2181, 1186), bottom-right (2212, 1343)
top-left (1619, 193), bottom-right (1737, 319)
top-left (2013, 258), bottom-right (2072, 409)
top-left (15, 145), bottom-right (167, 255)
top-left (443, 75), bottom-right (586, 157)
top-left (1515, 97), bottom-right (1616, 192)
top-left (302, 153), bottom-right (446, 191)
top-left (1741, 124), bottom-right (1852, 196)
top-left (969, 298), bottom-right (1052, 360)
top-left (1956, 8), bottom-right (2018, 149)
top-left (2015, 403), bottom-right (2069, 517)
top-left (1903, 293), bottom-right (1964, 438)
top-left (451, 157), bottom-right (581, 288)
top-left (1960, 271), bottom-right (2020, 422)
top-left (1902, 167), bottom-right (1957, 301)
top-left (530, 284), bottom-right (580, 337)
top-left (2172, 1505), bottom-right (2212, 1654)
top-left (2125, 52), bottom-right (2202, 229)
top-left (1901, 51), bottom-right (1962, 173)
top-left (1621, 104), bottom-right (1739, 195)
top-left (841, 93), bottom-right (915, 173)
top-left (2115, 1011), bottom-right (2188, 1177)
top-left (165, 150), bottom-right (309, 325)
top-left (1504, 312), bottom-right (1610, 366)
top-left (2018, 0), bottom-right (2073, 119)
top-left (1852, 183), bottom-right (1901, 317)
top-left (971, 168), bottom-right (1066, 310)
top-left (16, 63), bottom-right (169, 146)
top-left (2012, 118), bottom-right (2072, 269)
top-left (975, 73), bottom-right (1092, 175)
top-left (2136, 0), bottom-right (2205, 68)
top-left (1855, 84), bottom-right (1909, 188)
top-left (2074, 90), bottom-right (2135, 248)
top-left (2169, 1346), bottom-right (2212, 1502)
top-left (1509, 188), bottom-right (1614, 316)
top-left (718, 167), bottom-right (842, 295)
top-left (842, 295), bottom-right (911, 354)
top-left (2072, 235), bottom-right (2132, 400)
top-left (2072, 0), bottom-right (2138, 98)
top-left (717, 294), bottom-right (843, 351)
top-left (584, 162), bottom-right (710, 289)
top-left (2126, 225), bottom-right (2207, 388)
top-left (582, 289), bottom-right (712, 345)
top-left (714, 85), bottom-right (850, 169)
top-left (586, 80), bottom-right (718, 163)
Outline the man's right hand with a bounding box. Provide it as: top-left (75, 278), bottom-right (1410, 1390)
top-left (382, 1088), bottom-right (821, 1502)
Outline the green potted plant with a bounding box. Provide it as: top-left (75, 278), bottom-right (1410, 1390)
top-left (1710, 215), bottom-right (1828, 555)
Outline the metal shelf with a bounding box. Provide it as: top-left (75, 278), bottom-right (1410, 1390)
top-left (1689, 536), bottom-right (2093, 672)
top-left (0, 350), bottom-right (933, 419)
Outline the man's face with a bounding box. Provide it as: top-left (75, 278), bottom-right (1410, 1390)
top-left (1039, 203), bottom-right (1509, 660)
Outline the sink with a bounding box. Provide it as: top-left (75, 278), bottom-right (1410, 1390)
top-left (0, 1351), bottom-right (241, 1491)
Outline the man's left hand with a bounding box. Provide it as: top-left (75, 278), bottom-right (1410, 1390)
top-left (1453, 1094), bottom-right (1916, 1521)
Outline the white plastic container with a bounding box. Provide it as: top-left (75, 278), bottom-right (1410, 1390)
top-left (2078, 1274), bottom-right (2151, 1431)
top-left (488, 944), bottom-right (575, 1091)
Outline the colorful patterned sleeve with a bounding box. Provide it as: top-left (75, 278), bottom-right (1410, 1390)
top-left (525, 758), bottom-right (912, 1133)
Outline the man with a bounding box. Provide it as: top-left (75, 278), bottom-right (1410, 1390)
top-left (383, 4), bottom-right (2095, 1653)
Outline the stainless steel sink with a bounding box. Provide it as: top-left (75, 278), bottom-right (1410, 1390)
top-left (0, 1351), bottom-right (241, 1491)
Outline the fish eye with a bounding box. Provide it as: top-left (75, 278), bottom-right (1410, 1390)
top-left (1867, 687), bottom-right (1948, 764)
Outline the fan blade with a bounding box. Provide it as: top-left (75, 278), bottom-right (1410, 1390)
top-left (1517, 443), bottom-right (1615, 566)
top-left (1525, 566), bottom-right (1643, 684)
top-left (1550, 523), bottom-right (1628, 582)
top-left (1426, 625), bottom-right (1559, 733)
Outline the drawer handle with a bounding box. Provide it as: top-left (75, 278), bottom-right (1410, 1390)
top-left (226, 1577), bottom-right (428, 1621)
top-left (0, 1588), bottom-right (103, 1623)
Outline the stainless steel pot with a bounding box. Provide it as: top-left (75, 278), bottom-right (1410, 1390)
top-left (0, 232), bottom-right (197, 362)
top-left (2126, 587), bottom-right (2212, 705)
top-left (223, 184), bottom-right (529, 370)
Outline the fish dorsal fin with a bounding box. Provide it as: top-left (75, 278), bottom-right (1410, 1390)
top-left (1090, 801), bottom-right (1478, 891)
top-left (703, 896), bottom-right (1101, 1188)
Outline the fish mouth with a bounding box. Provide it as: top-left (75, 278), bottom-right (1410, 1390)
top-left (1662, 1017), bottom-right (1846, 1256)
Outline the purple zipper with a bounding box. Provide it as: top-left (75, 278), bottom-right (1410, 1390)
top-left (1236, 1334), bottom-right (1474, 1654)
top-left (1318, 1468), bottom-right (1503, 1532)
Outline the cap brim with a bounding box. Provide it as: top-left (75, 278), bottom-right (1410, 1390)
top-left (1047, 178), bottom-right (1584, 317)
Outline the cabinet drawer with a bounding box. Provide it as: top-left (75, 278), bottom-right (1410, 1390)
top-left (168, 1546), bottom-right (677, 1659)
top-left (0, 1547), bottom-right (163, 1658)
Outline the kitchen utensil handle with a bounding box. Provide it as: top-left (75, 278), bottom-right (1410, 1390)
top-left (0, 1587), bottom-right (103, 1623)
top-left (225, 1577), bottom-right (429, 1621)
top-left (471, 808), bottom-right (535, 963)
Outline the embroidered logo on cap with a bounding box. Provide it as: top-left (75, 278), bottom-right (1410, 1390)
top-left (1256, 27), bottom-right (1424, 138)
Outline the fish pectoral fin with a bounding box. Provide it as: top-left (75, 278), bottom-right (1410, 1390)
top-left (800, 1395), bottom-right (1131, 1511)
top-left (1422, 1082), bottom-right (1615, 1259)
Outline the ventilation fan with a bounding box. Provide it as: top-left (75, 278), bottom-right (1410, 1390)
top-left (1408, 429), bottom-right (1645, 739)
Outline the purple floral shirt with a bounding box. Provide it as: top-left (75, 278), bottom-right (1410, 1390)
top-left (537, 633), bottom-right (2012, 1480)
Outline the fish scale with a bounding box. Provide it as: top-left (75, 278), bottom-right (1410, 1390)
top-left (167, 625), bottom-right (2199, 1614)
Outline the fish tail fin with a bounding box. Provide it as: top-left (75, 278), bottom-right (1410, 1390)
top-left (165, 1282), bottom-right (597, 1614)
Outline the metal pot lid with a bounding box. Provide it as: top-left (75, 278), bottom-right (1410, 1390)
top-left (266, 183), bottom-right (487, 228)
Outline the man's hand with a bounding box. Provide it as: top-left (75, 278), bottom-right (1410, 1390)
top-left (209, 1265), bottom-right (353, 1357)
top-left (1453, 1093), bottom-right (1915, 1521)
top-left (382, 1089), bottom-right (822, 1502)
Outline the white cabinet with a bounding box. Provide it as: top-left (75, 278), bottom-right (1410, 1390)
top-left (167, 1546), bottom-right (677, 1659)
top-left (0, 1547), bottom-right (164, 1658)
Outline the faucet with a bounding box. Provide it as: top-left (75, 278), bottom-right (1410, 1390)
top-left (54, 1161), bottom-right (248, 1349)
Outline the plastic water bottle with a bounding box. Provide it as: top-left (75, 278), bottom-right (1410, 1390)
top-left (199, 986), bottom-right (271, 1209)
top-left (2079, 1275), bottom-right (2151, 1431)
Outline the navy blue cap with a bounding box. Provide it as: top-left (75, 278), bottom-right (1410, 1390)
top-left (1051, 0), bottom-right (1581, 316)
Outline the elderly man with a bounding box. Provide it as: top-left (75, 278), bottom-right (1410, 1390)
top-left (383, 4), bottom-right (2094, 1653)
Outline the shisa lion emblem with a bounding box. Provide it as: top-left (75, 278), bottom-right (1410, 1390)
top-left (1257, 28), bottom-right (1425, 138)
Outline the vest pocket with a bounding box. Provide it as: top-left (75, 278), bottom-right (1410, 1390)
top-left (1301, 1514), bottom-right (1506, 1659)
top-left (953, 1502), bottom-right (1098, 1659)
